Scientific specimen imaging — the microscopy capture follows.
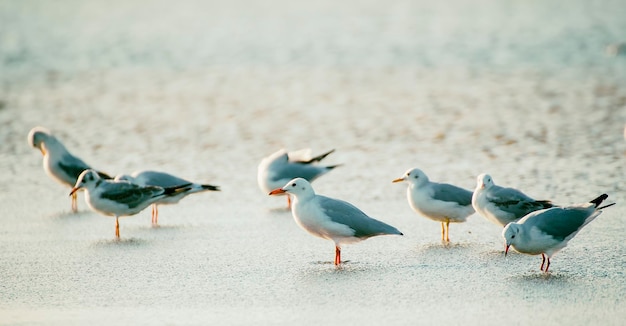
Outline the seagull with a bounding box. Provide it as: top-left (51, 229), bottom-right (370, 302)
top-left (393, 168), bottom-right (474, 242)
top-left (28, 126), bottom-right (112, 212)
top-left (258, 148), bottom-right (340, 208)
top-left (472, 173), bottom-right (554, 227)
top-left (71, 169), bottom-right (191, 238)
top-left (269, 178), bottom-right (402, 265)
top-left (115, 170), bottom-right (220, 225)
top-left (503, 194), bottom-right (615, 273)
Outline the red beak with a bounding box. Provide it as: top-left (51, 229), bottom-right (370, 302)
top-left (69, 187), bottom-right (79, 196)
top-left (505, 244), bottom-right (510, 257)
top-left (269, 188), bottom-right (286, 196)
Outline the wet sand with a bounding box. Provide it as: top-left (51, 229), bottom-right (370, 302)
top-left (1, 0), bottom-right (626, 325)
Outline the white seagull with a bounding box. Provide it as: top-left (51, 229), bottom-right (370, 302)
top-left (269, 178), bottom-right (402, 265)
top-left (472, 173), bottom-right (554, 227)
top-left (393, 168), bottom-right (474, 242)
top-left (28, 126), bottom-right (112, 212)
top-left (503, 194), bottom-right (615, 273)
top-left (115, 170), bottom-right (220, 225)
top-left (258, 148), bottom-right (340, 208)
top-left (71, 169), bottom-right (191, 238)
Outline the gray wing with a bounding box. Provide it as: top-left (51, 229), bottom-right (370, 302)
top-left (58, 153), bottom-right (111, 181)
top-left (58, 153), bottom-right (93, 180)
top-left (432, 183), bottom-right (473, 206)
top-left (100, 182), bottom-right (164, 209)
top-left (271, 163), bottom-right (331, 183)
top-left (486, 186), bottom-right (553, 217)
top-left (525, 207), bottom-right (594, 241)
top-left (318, 195), bottom-right (402, 238)
top-left (133, 171), bottom-right (192, 188)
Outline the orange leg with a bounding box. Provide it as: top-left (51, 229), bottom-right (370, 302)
top-left (444, 220), bottom-right (450, 242)
top-left (151, 205), bottom-right (159, 225)
top-left (334, 246), bottom-right (341, 265)
top-left (115, 216), bottom-right (120, 238)
top-left (287, 195), bottom-right (292, 209)
top-left (440, 223), bottom-right (445, 241)
top-left (71, 192), bottom-right (78, 212)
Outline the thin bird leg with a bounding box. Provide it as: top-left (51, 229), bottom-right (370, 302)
top-left (287, 195), bottom-right (292, 209)
top-left (441, 222), bottom-right (445, 241)
top-left (335, 246), bottom-right (341, 265)
top-left (151, 204), bottom-right (159, 225)
top-left (445, 220), bottom-right (450, 242)
top-left (115, 216), bottom-right (120, 238)
top-left (71, 192), bottom-right (78, 212)
top-left (544, 257), bottom-right (551, 273)
top-left (540, 253), bottom-right (546, 271)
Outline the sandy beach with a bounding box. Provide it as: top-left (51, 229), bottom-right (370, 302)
top-left (1, 0), bottom-right (625, 325)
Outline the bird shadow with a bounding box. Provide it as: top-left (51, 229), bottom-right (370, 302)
top-left (267, 206), bottom-right (291, 214)
top-left (90, 237), bottom-right (148, 248)
top-left (508, 271), bottom-right (573, 284)
top-left (47, 210), bottom-right (92, 220)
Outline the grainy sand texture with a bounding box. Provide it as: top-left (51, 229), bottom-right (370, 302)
top-left (1, 0), bottom-right (625, 325)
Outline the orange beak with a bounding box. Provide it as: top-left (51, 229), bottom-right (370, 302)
top-left (505, 244), bottom-right (510, 257)
top-left (69, 187), bottom-right (80, 196)
top-left (392, 178), bottom-right (404, 183)
top-left (269, 188), bottom-right (286, 196)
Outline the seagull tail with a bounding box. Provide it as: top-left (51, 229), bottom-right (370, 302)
top-left (326, 164), bottom-right (342, 171)
top-left (536, 200), bottom-right (554, 209)
top-left (598, 202), bottom-right (616, 210)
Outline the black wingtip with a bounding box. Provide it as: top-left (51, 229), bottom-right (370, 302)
top-left (163, 183), bottom-right (193, 195)
top-left (97, 171), bottom-right (113, 180)
top-left (326, 164), bottom-right (342, 170)
top-left (598, 202), bottom-right (616, 210)
top-left (298, 149), bottom-right (336, 164)
top-left (589, 194), bottom-right (609, 207)
top-left (202, 184), bottom-right (221, 191)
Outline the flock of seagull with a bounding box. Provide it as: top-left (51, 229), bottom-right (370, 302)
top-left (29, 126), bottom-right (615, 273)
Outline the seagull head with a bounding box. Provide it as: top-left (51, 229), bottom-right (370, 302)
top-left (28, 126), bottom-right (52, 155)
top-left (269, 178), bottom-right (314, 198)
top-left (70, 169), bottom-right (102, 196)
top-left (502, 223), bottom-right (520, 256)
top-left (476, 173), bottom-right (494, 190)
top-left (392, 168), bottom-right (428, 186)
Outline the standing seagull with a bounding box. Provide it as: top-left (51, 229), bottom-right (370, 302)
top-left (258, 148), bottom-right (340, 208)
top-left (269, 178), bottom-right (402, 265)
top-left (472, 173), bottom-right (553, 227)
top-left (503, 194), bottom-right (615, 273)
top-left (71, 169), bottom-right (190, 238)
top-left (115, 170), bottom-right (220, 225)
top-left (28, 126), bottom-right (111, 212)
top-left (393, 168), bottom-right (474, 242)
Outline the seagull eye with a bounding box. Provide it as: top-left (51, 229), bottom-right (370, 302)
top-left (292, 183), bottom-right (296, 187)
top-left (511, 235), bottom-right (515, 239)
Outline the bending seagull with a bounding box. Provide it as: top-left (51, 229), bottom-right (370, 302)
top-left (28, 126), bottom-right (112, 212)
top-left (71, 169), bottom-right (191, 238)
top-left (115, 170), bottom-right (220, 225)
top-left (269, 178), bottom-right (402, 265)
top-left (393, 168), bottom-right (474, 242)
top-left (503, 194), bottom-right (615, 273)
top-left (258, 148), bottom-right (340, 208)
top-left (472, 173), bottom-right (553, 227)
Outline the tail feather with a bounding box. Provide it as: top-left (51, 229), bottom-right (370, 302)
top-left (326, 164), bottom-right (342, 170)
top-left (589, 194), bottom-right (609, 207)
top-left (201, 184), bottom-right (220, 191)
top-left (298, 149), bottom-right (335, 164)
